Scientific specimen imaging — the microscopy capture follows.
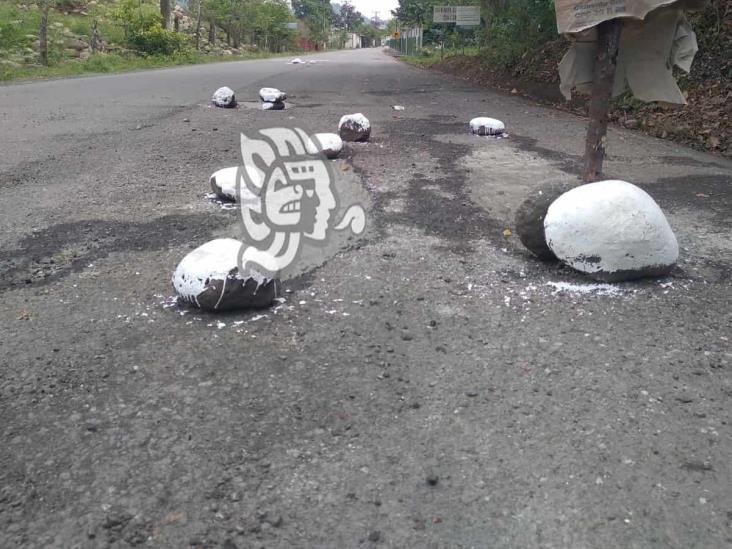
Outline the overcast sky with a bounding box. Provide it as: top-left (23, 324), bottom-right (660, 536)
top-left (348, 0), bottom-right (399, 20)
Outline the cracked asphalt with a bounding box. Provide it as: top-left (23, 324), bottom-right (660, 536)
top-left (1, 48), bottom-right (731, 549)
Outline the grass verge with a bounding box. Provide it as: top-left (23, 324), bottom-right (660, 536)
top-left (0, 50), bottom-right (298, 82)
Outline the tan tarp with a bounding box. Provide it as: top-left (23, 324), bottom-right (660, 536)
top-left (554, 0), bottom-right (703, 34)
top-left (556, 0), bottom-right (703, 104)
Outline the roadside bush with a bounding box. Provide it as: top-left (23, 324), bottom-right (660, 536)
top-left (128, 24), bottom-right (190, 55)
top-left (482, 0), bottom-right (557, 69)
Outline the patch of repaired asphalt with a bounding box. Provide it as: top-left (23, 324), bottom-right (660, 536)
top-left (0, 213), bottom-right (231, 293)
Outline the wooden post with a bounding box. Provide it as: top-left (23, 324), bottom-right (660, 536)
top-left (582, 18), bottom-right (623, 183)
top-left (39, 2), bottom-right (49, 66)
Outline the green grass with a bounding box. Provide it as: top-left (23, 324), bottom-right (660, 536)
top-left (399, 46), bottom-right (481, 67)
top-left (0, 1), bottom-right (299, 82)
top-left (0, 49), bottom-right (297, 82)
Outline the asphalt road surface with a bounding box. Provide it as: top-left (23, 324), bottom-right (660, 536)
top-left (1, 49), bottom-right (731, 549)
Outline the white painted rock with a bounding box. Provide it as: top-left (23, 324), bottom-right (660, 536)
top-left (209, 167), bottom-right (239, 201)
top-left (306, 133), bottom-right (343, 159)
top-left (469, 117), bottom-right (505, 136)
top-left (212, 86), bottom-right (236, 108)
top-left (262, 101), bottom-right (285, 111)
top-left (172, 239), bottom-right (279, 311)
top-left (544, 180), bottom-right (679, 282)
top-left (339, 113), bottom-right (371, 142)
top-left (289, 58), bottom-right (304, 64)
top-left (259, 87), bottom-right (287, 103)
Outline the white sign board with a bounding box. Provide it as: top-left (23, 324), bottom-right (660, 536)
top-left (433, 6), bottom-right (457, 23)
top-left (434, 6), bottom-right (481, 26)
top-left (456, 6), bottom-right (481, 27)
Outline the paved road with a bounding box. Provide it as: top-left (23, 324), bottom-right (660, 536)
top-left (1, 49), bottom-right (731, 549)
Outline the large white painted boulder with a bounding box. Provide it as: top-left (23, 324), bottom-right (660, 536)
top-left (172, 239), bottom-right (279, 311)
top-left (339, 113), bottom-right (371, 142)
top-left (306, 133), bottom-right (343, 159)
top-left (469, 117), bottom-right (505, 136)
top-left (209, 167), bottom-right (240, 201)
top-left (544, 180), bottom-right (679, 281)
top-left (212, 86), bottom-right (236, 108)
top-left (259, 87), bottom-right (287, 103)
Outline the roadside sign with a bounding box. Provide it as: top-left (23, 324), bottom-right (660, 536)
top-left (456, 6), bottom-right (480, 27)
top-left (433, 6), bottom-right (457, 23)
top-left (392, 31), bottom-right (400, 39)
top-left (285, 22), bottom-right (298, 30)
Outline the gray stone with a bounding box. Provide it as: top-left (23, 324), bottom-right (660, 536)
top-left (544, 180), bottom-right (679, 281)
top-left (212, 86), bottom-right (236, 108)
top-left (515, 180), bottom-right (579, 260)
top-left (172, 239), bottom-right (279, 311)
top-left (259, 87), bottom-right (287, 103)
top-left (262, 101), bottom-right (285, 111)
top-left (338, 113), bottom-right (371, 142)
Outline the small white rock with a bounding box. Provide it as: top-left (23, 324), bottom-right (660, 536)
top-left (469, 117), bottom-right (505, 136)
top-left (259, 87), bottom-right (287, 103)
top-left (289, 58), bottom-right (304, 64)
top-left (262, 101), bottom-right (285, 111)
top-left (209, 167), bottom-right (239, 201)
top-left (544, 180), bottom-right (679, 281)
top-left (393, 105), bottom-right (405, 111)
top-left (306, 133), bottom-right (343, 159)
top-left (339, 113), bottom-right (371, 142)
top-left (172, 239), bottom-right (279, 311)
top-left (212, 86), bottom-right (236, 108)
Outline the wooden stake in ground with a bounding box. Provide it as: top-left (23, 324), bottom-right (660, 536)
top-left (38, 1), bottom-right (49, 66)
top-left (583, 19), bottom-right (623, 182)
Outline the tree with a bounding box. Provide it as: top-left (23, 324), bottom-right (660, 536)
top-left (160, 0), bottom-right (171, 29)
top-left (392, 0), bottom-right (434, 28)
top-left (292, 0), bottom-right (333, 50)
top-left (336, 1), bottom-right (362, 31)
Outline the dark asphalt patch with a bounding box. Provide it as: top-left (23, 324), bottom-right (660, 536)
top-left (511, 135), bottom-right (583, 176)
top-left (0, 213), bottom-right (231, 293)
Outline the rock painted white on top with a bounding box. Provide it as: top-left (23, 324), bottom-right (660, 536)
top-left (469, 117), bottom-right (505, 136)
top-left (289, 58), bottom-right (304, 64)
top-left (209, 166), bottom-right (240, 201)
top-left (338, 113), bottom-right (371, 142)
top-left (212, 86), bottom-right (236, 108)
top-left (262, 101), bottom-right (285, 111)
top-left (259, 87), bottom-right (287, 103)
top-left (306, 133), bottom-right (343, 159)
top-left (172, 239), bottom-right (278, 311)
top-left (544, 180), bottom-right (679, 281)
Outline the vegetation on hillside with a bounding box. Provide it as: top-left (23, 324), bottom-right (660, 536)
top-left (0, 0), bottom-right (385, 80)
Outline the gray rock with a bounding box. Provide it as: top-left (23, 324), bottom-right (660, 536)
top-left (212, 86), bottom-right (236, 108)
top-left (172, 239), bottom-right (279, 311)
top-left (259, 87), bottom-right (287, 102)
top-left (515, 180), bottom-right (579, 260)
top-left (306, 133), bottom-right (343, 159)
top-left (544, 180), bottom-right (679, 281)
top-left (209, 167), bottom-right (239, 201)
top-left (262, 101), bottom-right (285, 111)
top-left (339, 113), bottom-right (371, 142)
